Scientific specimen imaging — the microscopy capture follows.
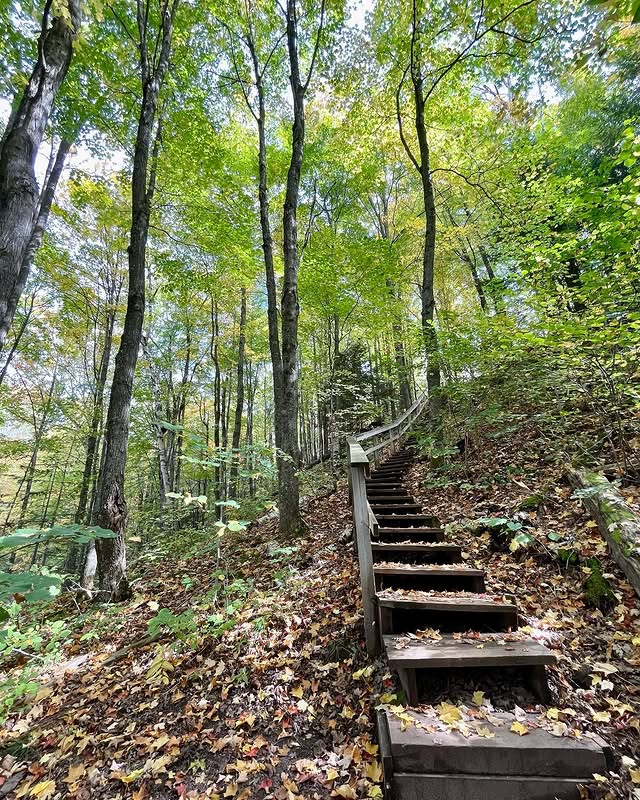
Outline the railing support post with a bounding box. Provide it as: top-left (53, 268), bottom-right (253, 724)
top-left (348, 437), bottom-right (380, 657)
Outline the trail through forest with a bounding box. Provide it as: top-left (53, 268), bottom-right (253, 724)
top-left (1, 420), bottom-right (639, 799)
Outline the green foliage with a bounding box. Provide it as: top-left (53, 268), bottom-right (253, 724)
top-left (147, 608), bottom-right (198, 647)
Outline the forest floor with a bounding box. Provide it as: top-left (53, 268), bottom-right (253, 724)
top-left (1, 422), bottom-right (639, 800)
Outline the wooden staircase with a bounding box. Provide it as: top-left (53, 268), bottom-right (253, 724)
top-left (347, 408), bottom-right (608, 800)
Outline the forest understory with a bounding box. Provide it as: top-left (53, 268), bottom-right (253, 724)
top-left (1, 419), bottom-right (639, 800)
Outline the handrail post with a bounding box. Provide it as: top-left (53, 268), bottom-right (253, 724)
top-left (348, 437), bottom-right (380, 657)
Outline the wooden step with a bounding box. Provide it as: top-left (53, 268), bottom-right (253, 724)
top-left (371, 503), bottom-right (422, 514)
top-left (367, 495), bottom-right (416, 504)
top-left (366, 487), bottom-right (408, 494)
top-left (372, 472), bottom-right (405, 480)
top-left (371, 542), bottom-right (463, 564)
top-left (392, 772), bottom-right (597, 800)
top-left (376, 528), bottom-right (445, 543)
top-left (377, 514), bottom-right (440, 528)
top-left (374, 565), bottom-right (485, 593)
top-left (377, 592), bottom-right (518, 635)
top-left (380, 708), bottom-right (608, 778)
top-left (366, 480), bottom-right (405, 488)
top-left (384, 633), bottom-right (555, 704)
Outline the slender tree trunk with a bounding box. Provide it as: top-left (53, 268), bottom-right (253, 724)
top-left (247, 39), bottom-right (284, 450)
top-left (0, 3), bottom-right (80, 348)
top-left (94, 0), bottom-right (177, 601)
top-left (229, 288), bottom-right (246, 500)
top-left (278, 0), bottom-right (309, 537)
top-left (0, 290), bottom-right (36, 388)
top-left (75, 309), bottom-right (115, 524)
top-left (0, 138), bottom-right (71, 347)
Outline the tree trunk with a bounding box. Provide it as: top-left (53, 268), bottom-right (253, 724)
top-left (567, 467), bottom-right (640, 599)
top-left (278, 0), bottom-right (308, 537)
top-left (0, 2), bottom-right (80, 348)
top-left (0, 138), bottom-right (71, 347)
top-left (229, 288), bottom-right (246, 500)
top-left (0, 291), bottom-right (36, 388)
top-left (75, 309), bottom-right (115, 524)
top-left (94, 0), bottom-right (177, 602)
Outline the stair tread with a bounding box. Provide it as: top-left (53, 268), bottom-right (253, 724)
top-left (372, 542), bottom-right (460, 551)
top-left (382, 708), bottom-right (606, 778)
top-left (384, 633), bottom-right (556, 667)
top-left (374, 565), bottom-right (484, 576)
top-left (377, 590), bottom-right (517, 613)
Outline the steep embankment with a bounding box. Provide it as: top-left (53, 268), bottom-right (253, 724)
top-left (0, 492), bottom-right (391, 800)
top-left (407, 423), bottom-right (640, 799)
top-left (1, 421), bottom-right (639, 799)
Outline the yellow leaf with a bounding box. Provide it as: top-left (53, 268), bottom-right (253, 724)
top-left (476, 726), bottom-right (495, 738)
top-left (333, 785), bottom-right (357, 799)
top-left (291, 686), bottom-right (304, 698)
top-left (592, 711), bottom-right (611, 723)
top-left (437, 702), bottom-right (462, 725)
top-left (30, 781), bottom-right (56, 799)
top-left (511, 722), bottom-right (529, 736)
top-left (363, 761), bottom-right (383, 782)
top-left (326, 768), bottom-right (339, 781)
top-left (224, 781), bottom-right (238, 797)
top-left (472, 691), bottom-right (485, 706)
top-left (379, 693), bottom-right (396, 704)
top-left (593, 774), bottom-right (608, 783)
top-left (546, 708), bottom-right (560, 720)
top-left (586, 520), bottom-right (597, 528)
top-left (630, 768), bottom-right (640, 784)
top-left (64, 763), bottom-right (86, 783)
top-left (368, 786), bottom-right (383, 798)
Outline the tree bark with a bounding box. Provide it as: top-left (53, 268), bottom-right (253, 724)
top-left (278, 0), bottom-right (310, 537)
top-left (0, 2), bottom-right (80, 348)
top-left (94, 0), bottom-right (177, 602)
top-left (229, 288), bottom-right (247, 500)
top-left (75, 308), bottom-right (115, 524)
top-left (567, 467), bottom-right (640, 599)
top-left (0, 138), bottom-right (71, 347)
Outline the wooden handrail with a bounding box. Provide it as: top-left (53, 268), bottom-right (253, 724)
top-left (346, 392), bottom-right (427, 657)
top-left (355, 389), bottom-right (428, 444)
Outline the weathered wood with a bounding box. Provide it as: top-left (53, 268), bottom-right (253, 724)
top-left (385, 709), bottom-right (607, 778)
top-left (371, 503), bottom-right (422, 514)
top-left (372, 543), bottom-right (462, 564)
top-left (376, 709), bottom-right (394, 800)
top-left (378, 595), bottom-right (517, 613)
top-left (376, 528), bottom-right (445, 542)
top-left (374, 565), bottom-right (485, 590)
top-left (376, 514), bottom-right (440, 528)
top-left (393, 773), bottom-right (593, 800)
top-left (367, 495), bottom-right (417, 503)
top-left (567, 466), bottom-right (640, 598)
top-left (348, 451), bottom-right (378, 656)
top-left (384, 634), bottom-right (555, 669)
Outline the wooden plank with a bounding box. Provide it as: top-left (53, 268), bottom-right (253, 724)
top-left (393, 773), bottom-right (591, 800)
top-left (371, 543), bottom-right (461, 553)
top-left (384, 634), bottom-right (556, 669)
top-left (377, 594), bottom-right (517, 614)
top-left (376, 514), bottom-right (440, 527)
top-left (385, 709), bottom-right (607, 778)
top-left (376, 709), bottom-right (394, 800)
top-left (374, 566), bottom-right (484, 578)
top-left (376, 528), bottom-right (445, 542)
top-left (371, 504), bottom-right (422, 514)
top-left (350, 463), bottom-right (379, 656)
top-left (367, 493), bottom-right (415, 499)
